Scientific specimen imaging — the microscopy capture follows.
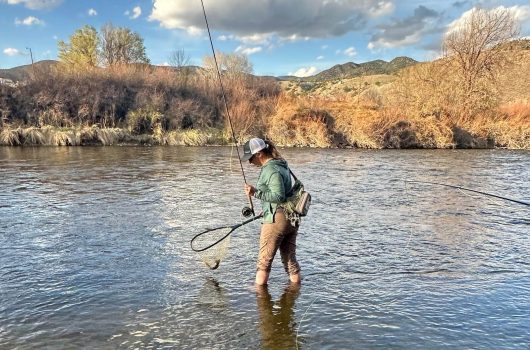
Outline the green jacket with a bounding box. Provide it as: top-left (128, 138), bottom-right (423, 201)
top-left (254, 159), bottom-right (292, 223)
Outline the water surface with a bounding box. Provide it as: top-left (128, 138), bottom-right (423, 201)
top-left (1, 147), bottom-right (529, 349)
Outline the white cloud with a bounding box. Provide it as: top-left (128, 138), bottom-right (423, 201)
top-left (368, 1), bottom-right (395, 18)
top-left (235, 46), bottom-right (263, 55)
top-left (186, 26), bottom-right (203, 36)
top-left (316, 55), bottom-right (324, 60)
top-left (132, 6), bottom-right (142, 19)
top-left (2, 0), bottom-right (62, 10)
top-left (321, 45), bottom-right (328, 50)
top-left (447, 6), bottom-right (530, 36)
top-left (337, 46), bottom-right (357, 57)
top-left (149, 0), bottom-right (389, 39)
top-left (88, 8), bottom-right (97, 16)
top-left (238, 33), bottom-right (273, 45)
top-left (125, 6), bottom-right (142, 19)
top-left (159, 62), bottom-right (171, 66)
top-left (15, 16), bottom-right (44, 26)
top-left (288, 66), bottom-right (319, 77)
top-left (3, 48), bottom-right (21, 56)
top-left (368, 32), bottom-right (422, 50)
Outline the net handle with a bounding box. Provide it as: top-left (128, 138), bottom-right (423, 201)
top-left (190, 214), bottom-right (262, 252)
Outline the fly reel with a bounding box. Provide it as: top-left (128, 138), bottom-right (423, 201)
top-left (241, 206), bottom-right (254, 217)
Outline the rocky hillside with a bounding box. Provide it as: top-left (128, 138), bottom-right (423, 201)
top-left (280, 56), bottom-right (418, 82)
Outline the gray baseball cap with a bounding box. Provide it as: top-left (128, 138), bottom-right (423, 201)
top-left (242, 137), bottom-right (267, 161)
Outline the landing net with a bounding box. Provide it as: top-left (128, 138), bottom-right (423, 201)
top-left (191, 227), bottom-right (233, 269)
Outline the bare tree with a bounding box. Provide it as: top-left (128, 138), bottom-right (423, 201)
top-left (202, 51), bottom-right (253, 81)
top-left (100, 23), bottom-right (150, 67)
top-left (442, 7), bottom-right (519, 117)
top-left (169, 49), bottom-right (190, 68)
top-left (169, 49), bottom-right (191, 86)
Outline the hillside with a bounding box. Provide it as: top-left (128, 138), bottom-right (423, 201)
top-left (1, 56), bottom-right (417, 83)
top-left (279, 56), bottom-right (418, 82)
top-left (0, 60), bottom-right (58, 82)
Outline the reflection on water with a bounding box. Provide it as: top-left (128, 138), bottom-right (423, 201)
top-left (256, 284), bottom-right (301, 350)
top-left (0, 147), bottom-right (529, 349)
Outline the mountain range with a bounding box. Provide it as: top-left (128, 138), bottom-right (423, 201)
top-left (0, 56), bottom-right (418, 83)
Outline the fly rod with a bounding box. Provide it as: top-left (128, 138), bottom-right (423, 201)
top-left (200, 0), bottom-right (254, 216)
top-left (407, 180), bottom-right (530, 207)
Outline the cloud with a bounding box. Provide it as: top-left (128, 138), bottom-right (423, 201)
top-left (125, 6), bottom-right (142, 19)
top-left (235, 46), bottom-right (262, 55)
top-left (368, 1), bottom-right (395, 18)
top-left (343, 47), bottom-right (357, 57)
top-left (368, 5), bottom-right (440, 50)
top-left (446, 6), bottom-right (530, 36)
top-left (288, 66), bottom-right (319, 77)
top-left (3, 48), bottom-right (21, 56)
top-left (88, 8), bottom-right (97, 16)
top-left (149, 0), bottom-right (391, 39)
top-left (15, 16), bottom-right (44, 26)
top-left (1, 0), bottom-right (62, 10)
top-left (316, 55), bottom-right (324, 60)
top-left (132, 6), bottom-right (142, 19)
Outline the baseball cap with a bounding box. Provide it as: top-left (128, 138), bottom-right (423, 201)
top-left (242, 137), bottom-right (267, 161)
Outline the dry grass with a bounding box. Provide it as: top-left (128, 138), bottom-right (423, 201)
top-left (166, 128), bottom-right (225, 146)
top-left (0, 126), bottom-right (21, 146)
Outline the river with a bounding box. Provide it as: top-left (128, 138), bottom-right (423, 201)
top-left (1, 146), bottom-right (529, 349)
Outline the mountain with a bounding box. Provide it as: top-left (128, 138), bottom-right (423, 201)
top-left (1, 56), bottom-right (418, 83)
top-left (279, 56), bottom-right (418, 82)
top-left (0, 60), bottom-right (58, 82)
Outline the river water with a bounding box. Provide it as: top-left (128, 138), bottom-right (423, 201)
top-left (1, 147), bottom-right (529, 349)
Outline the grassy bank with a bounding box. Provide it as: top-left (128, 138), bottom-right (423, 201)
top-left (0, 125), bottom-right (228, 146)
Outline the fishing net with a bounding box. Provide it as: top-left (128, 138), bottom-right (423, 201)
top-left (191, 227), bottom-right (233, 270)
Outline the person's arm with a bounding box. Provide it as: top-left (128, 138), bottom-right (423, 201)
top-left (254, 172), bottom-right (286, 203)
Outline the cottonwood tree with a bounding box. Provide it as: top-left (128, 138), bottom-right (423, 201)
top-left (58, 25), bottom-right (99, 67)
top-left (442, 7), bottom-right (519, 117)
top-left (202, 51), bottom-right (253, 81)
top-left (100, 23), bottom-right (150, 66)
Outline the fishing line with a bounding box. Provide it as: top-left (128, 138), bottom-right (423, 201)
top-left (200, 0), bottom-right (254, 216)
top-left (295, 296), bottom-right (318, 350)
top-left (406, 180), bottom-right (530, 207)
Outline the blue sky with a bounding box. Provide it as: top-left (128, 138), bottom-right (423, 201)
top-left (1, 0), bottom-right (530, 77)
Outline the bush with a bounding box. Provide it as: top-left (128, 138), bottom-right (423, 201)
top-left (126, 109), bottom-right (163, 135)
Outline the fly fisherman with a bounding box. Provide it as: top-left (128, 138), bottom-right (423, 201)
top-left (243, 138), bottom-right (301, 286)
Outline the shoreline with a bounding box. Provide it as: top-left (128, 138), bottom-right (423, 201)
top-left (1, 125), bottom-right (527, 149)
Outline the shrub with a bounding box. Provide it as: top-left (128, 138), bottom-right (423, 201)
top-left (126, 109), bottom-right (162, 135)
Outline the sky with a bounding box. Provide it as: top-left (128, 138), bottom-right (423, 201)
top-left (1, 0), bottom-right (530, 77)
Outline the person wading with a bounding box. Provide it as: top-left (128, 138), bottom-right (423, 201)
top-left (243, 137), bottom-right (301, 286)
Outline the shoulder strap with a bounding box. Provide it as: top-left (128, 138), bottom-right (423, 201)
top-left (289, 169), bottom-right (298, 181)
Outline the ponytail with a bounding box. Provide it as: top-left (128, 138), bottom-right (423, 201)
top-left (262, 140), bottom-right (284, 160)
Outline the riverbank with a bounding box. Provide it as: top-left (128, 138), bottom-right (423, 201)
top-left (1, 118), bottom-right (528, 149)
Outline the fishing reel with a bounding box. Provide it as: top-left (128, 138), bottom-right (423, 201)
top-left (241, 206), bottom-right (254, 217)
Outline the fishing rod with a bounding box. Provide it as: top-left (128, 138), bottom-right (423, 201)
top-left (200, 0), bottom-right (254, 216)
top-left (407, 180), bottom-right (530, 207)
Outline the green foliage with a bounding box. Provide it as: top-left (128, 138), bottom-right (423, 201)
top-left (58, 25), bottom-right (99, 67)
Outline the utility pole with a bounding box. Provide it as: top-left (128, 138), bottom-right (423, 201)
top-left (26, 47), bottom-right (35, 77)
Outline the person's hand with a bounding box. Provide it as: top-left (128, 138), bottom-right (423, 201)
top-left (245, 184), bottom-right (256, 197)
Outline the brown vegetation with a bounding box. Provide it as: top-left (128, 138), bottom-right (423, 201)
top-left (0, 62), bottom-right (279, 146)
